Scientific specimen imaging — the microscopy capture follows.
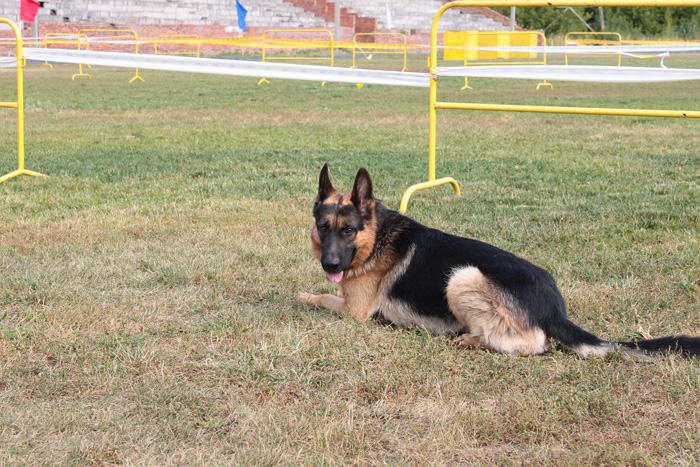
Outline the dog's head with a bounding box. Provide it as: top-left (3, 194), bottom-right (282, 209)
top-left (310, 164), bottom-right (377, 283)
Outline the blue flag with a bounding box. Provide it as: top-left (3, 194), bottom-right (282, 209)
top-left (236, 0), bottom-right (247, 32)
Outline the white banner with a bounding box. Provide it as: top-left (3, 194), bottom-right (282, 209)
top-left (438, 65), bottom-right (700, 83)
top-left (20, 47), bottom-right (700, 84)
top-left (22, 48), bottom-right (431, 87)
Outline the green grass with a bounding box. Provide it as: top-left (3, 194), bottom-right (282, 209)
top-left (1, 57), bottom-right (699, 465)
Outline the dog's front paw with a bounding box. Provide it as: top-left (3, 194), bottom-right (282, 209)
top-left (296, 292), bottom-right (315, 306)
top-left (454, 334), bottom-right (484, 349)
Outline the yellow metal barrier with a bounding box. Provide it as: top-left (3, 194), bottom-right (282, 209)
top-left (399, 0), bottom-right (700, 214)
top-left (565, 31), bottom-right (622, 66)
top-left (75, 29), bottom-right (144, 83)
top-left (352, 32), bottom-right (408, 71)
top-left (155, 34), bottom-right (201, 58)
top-left (257, 29), bottom-right (334, 85)
top-left (0, 18), bottom-right (47, 184)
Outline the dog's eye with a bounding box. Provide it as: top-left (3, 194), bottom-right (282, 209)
top-left (344, 227), bottom-right (355, 235)
top-left (318, 225), bottom-right (328, 233)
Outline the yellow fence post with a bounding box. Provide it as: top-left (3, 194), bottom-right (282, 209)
top-left (0, 18), bottom-right (48, 184)
top-left (40, 35), bottom-right (53, 68)
top-left (399, 18), bottom-right (461, 213)
top-left (258, 33), bottom-right (270, 85)
top-left (71, 33), bottom-right (92, 80)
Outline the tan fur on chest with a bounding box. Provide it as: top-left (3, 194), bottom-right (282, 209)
top-left (340, 245), bottom-right (413, 323)
top-left (338, 273), bottom-right (382, 322)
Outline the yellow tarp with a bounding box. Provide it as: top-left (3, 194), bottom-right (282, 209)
top-left (443, 31), bottom-right (538, 61)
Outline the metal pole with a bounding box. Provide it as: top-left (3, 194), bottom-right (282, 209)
top-left (510, 7), bottom-right (516, 30)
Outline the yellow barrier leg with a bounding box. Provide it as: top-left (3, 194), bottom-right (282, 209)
top-left (536, 80), bottom-right (553, 90)
top-left (71, 63), bottom-right (91, 80)
top-left (129, 69), bottom-right (145, 83)
top-left (461, 76), bottom-right (473, 90)
top-left (399, 178), bottom-right (460, 214)
top-left (258, 77), bottom-right (270, 85)
top-left (0, 169), bottom-right (48, 184)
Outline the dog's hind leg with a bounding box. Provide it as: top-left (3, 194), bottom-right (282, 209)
top-left (297, 292), bottom-right (346, 316)
top-left (446, 267), bottom-right (549, 356)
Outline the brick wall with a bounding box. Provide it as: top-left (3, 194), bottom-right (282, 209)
top-left (355, 17), bottom-right (378, 37)
top-left (282, 0), bottom-right (378, 35)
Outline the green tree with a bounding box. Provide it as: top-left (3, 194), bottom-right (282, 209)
top-left (492, 7), bottom-right (596, 35)
top-left (494, 6), bottom-right (700, 39)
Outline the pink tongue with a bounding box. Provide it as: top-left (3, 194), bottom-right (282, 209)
top-left (326, 271), bottom-right (344, 283)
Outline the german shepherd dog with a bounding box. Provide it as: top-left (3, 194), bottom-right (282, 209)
top-left (297, 164), bottom-right (700, 358)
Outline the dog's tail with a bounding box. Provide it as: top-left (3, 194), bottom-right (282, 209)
top-left (544, 317), bottom-right (700, 358)
top-left (615, 335), bottom-right (700, 358)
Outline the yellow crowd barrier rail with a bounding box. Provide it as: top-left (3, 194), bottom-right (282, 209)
top-left (399, 0), bottom-right (700, 213)
top-left (0, 18), bottom-right (47, 184)
top-left (565, 31), bottom-right (623, 65)
top-left (75, 29), bottom-right (144, 82)
top-left (352, 32), bottom-right (408, 71)
top-left (622, 38), bottom-right (700, 45)
top-left (257, 29), bottom-right (335, 85)
top-left (44, 32), bottom-right (81, 47)
top-left (155, 34), bottom-right (201, 57)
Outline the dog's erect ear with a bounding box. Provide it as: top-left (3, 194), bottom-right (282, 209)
top-left (317, 163), bottom-right (336, 201)
top-left (351, 167), bottom-right (374, 216)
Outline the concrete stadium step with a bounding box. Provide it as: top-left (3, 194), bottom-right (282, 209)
top-left (0, 0), bottom-right (508, 34)
top-left (2, 0), bottom-right (333, 28)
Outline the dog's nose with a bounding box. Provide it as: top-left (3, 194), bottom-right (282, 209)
top-left (322, 257), bottom-right (342, 272)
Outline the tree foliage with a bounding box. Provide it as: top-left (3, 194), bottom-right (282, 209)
top-left (492, 7), bottom-right (700, 38)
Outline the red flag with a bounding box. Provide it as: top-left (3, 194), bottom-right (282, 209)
top-left (20, 0), bottom-right (41, 23)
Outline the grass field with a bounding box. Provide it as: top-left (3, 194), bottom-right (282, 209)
top-left (1, 56), bottom-right (699, 465)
